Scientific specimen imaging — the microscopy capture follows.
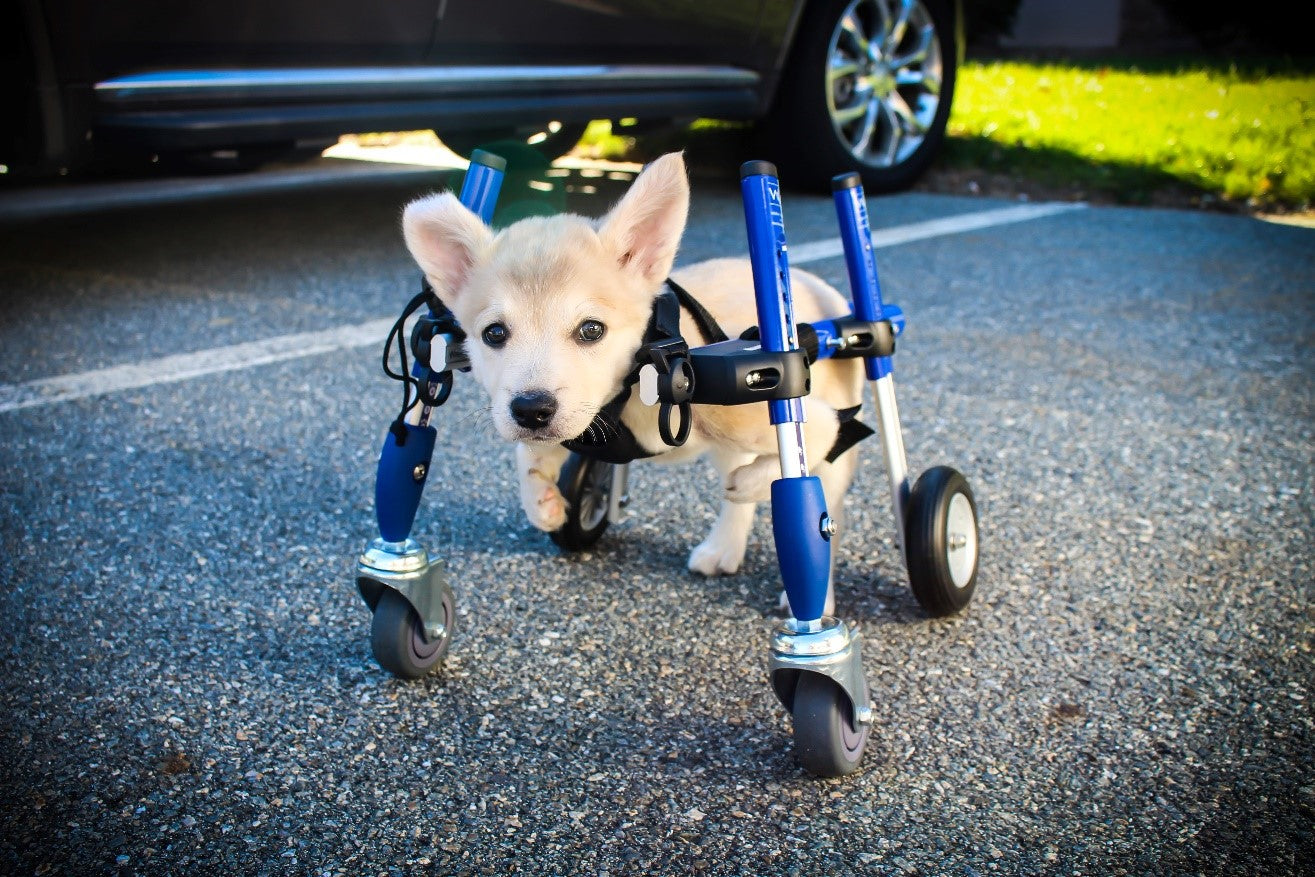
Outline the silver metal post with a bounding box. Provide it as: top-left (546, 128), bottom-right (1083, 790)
top-left (606, 462), bottom-right (630, 523)
top-left (870, 374), bottom-right (910, 560)
top-left (775, 421), bottom-right (809, 479)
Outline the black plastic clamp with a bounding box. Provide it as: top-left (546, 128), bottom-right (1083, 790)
top-left (825, 318), bottom-right (896, 359)
top-left (686, 339), bottom-right (811, 406)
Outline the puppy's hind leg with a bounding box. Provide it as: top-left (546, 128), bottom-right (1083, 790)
top-left (516, 442), bottom-right (571, 532)
top-left (726, 399), bottom-right (846, 503)
top-left (688, 449), bottom-right (757, 576)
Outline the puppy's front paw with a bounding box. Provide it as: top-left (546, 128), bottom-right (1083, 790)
top-left (522, 478), bottom-right (568, 532)
top-left (688, 537), bottom-right (745, 576)
top-left (725, 459), bottom-right (775, 504)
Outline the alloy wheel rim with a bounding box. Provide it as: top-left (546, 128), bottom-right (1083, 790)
top-left (825, 0), bottom-right (943, 168)
top-left (578, 463), bottom-right (612, 531)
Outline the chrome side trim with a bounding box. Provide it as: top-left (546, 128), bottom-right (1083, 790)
top-left (96, 65), bottom-right (760, 101)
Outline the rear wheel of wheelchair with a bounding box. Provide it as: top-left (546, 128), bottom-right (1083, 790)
top-left (550, 453), bottom-right (613, 551)
top-left (904, 465), bottom-right (978, 616)
top-left (370, 588), bottom-right (453, 679)
top-left (792, 673), bottom-right (869, 777)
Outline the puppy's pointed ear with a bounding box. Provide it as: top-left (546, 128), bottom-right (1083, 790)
top-left (597, 152), bottom-right (689, 286)
top-left (402, 192), bottom-right (494, 305)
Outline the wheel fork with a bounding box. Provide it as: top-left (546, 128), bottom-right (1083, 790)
top-left (356, 537), bottom-right (455, 643)
top-left (769, 617), bottom-right (874, 731)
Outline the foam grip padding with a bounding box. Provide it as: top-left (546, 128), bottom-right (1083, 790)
top-left (771, 476), bottom-right (832, 623)
top-left (374, 423), bottom-right (438, 543)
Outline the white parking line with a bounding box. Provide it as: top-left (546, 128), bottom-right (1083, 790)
top-left (789, 201), bottom-right (1086, 263)
top-left (0, 319), bottom-right (394, 413)
top-left (0, 200), bottom-right (1085, 413)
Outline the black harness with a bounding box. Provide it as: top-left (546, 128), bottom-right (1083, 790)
top-left (561, 279), bottom-right (873, 466)
top-left (562, 279), bottom-right (726, 464)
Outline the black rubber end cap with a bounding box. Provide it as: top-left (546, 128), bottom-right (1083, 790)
top-left (831, 172), bottom-right (862, 191)
top-left (469, 149), bottom-right (508, 172)
top-left (740, 160), bottom-right (778, 180)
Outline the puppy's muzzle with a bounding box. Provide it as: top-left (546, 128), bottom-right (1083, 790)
top-left (509, 390), bottom-right (559, 431)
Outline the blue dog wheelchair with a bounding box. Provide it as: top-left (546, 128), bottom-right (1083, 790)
top-left (356, 152), bottom-right (979, 777)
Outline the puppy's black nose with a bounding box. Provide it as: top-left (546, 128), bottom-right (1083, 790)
top-left (509, 390), bottom-right (558, 430)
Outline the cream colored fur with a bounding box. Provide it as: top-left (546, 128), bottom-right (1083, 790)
top-left (403, 153), bottom-right (864, 613)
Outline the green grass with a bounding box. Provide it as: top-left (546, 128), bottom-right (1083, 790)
top-left (944, 59), bottom-right (1315, 209)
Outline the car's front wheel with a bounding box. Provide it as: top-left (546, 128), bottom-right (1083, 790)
top-left (763, 0), bottom-right (958, 193)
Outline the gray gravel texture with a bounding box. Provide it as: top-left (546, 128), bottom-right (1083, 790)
top-left (1, 165), bottom-right (1312, 876)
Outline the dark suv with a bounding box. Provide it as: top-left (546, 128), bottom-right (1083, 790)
top-left (6, 0), bottom-right (962, 191)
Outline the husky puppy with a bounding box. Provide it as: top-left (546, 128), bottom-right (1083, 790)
top-left (402, 153), bottom-right (864, 610)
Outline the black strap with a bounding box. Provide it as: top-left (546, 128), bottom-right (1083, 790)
top-left (381, 283), bottom-right (447, 445)
top-left (666, 277), bottom-right (729, 345)
top-left (824, 404), bottom-right (875, 463)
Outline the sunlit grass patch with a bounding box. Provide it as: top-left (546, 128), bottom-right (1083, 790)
top-left (946, 60), bottom-right (1314, 209)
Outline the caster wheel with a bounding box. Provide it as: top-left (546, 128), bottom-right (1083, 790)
top-left (370, 588), bottom-right (453, 679)
top-left (549, 453), bottom-right (613, 552)
top-left (792, 673), bottom-right (869, 777)
top-left (905, 465), bottom-right (979, 616)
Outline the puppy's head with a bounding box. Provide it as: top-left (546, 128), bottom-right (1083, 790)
top-left (402, 152), bottom-right (689, 444)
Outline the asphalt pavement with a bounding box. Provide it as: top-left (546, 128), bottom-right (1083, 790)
top-left (1, 157), bottom-right (1311, 876)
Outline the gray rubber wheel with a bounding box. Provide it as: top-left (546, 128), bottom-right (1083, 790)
top-left (792, 673), bottom-right (869, 777)
top-left (370, 588), bottom-right (452, 679)
top-left (904, 465), bottom-right (978, 616)
top-left (550, 453), bottom-right (613, 552)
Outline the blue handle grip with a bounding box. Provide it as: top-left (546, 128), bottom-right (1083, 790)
top-left (772, 476), bottom-right (832, 623)
top-left (740, 161), bottom-right (804, 426)
top-left (375, 423), bottom-right (437, 543)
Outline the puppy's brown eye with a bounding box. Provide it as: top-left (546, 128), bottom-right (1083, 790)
top-left (481, 322), bottom-right (508, 348)
top-left (577, 319), bottom-right (606, 343)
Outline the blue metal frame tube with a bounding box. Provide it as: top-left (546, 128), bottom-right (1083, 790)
top-left (410, 149), bottom-right (508, 426)
top-left (831, 173), bottom-right (892, 381)
top-left (741, 161), bottom-right (830, 623)
top-left (374, 152), bottom-right (506, 543)
top-left (459, 149), bottom-right (507, 225)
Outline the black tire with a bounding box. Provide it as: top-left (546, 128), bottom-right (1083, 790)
top-left (549, 453), bottom-right (613, 552)
top-left (440, 122), bottom-right (589, 163)
top-left (904, 465), bottom-right (978, 616)
top-left (369, 588), bottom-right (453, 679)
top-left (792, 673), bottom-right (869, 777)
top-left (761, 0), bottom-right (958, 193)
